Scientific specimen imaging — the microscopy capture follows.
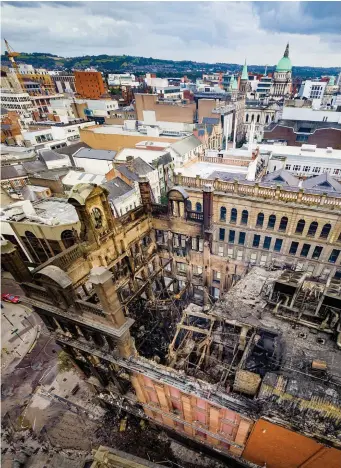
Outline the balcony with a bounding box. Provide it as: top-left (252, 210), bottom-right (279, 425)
top-left (187, 211), bottom-right (204, 223)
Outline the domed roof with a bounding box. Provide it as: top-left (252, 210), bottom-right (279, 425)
top-left (276, 43), bottom-right (292, 72)
top-left (276, 56), bottom-right (292, 72)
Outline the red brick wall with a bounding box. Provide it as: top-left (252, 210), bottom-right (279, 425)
top-left (263, 126), bottom-right (341, 149)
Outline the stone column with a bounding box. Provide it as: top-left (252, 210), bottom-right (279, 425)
top-left (89, 266), bottom-right (134, 358)
top-left (203, 184), bottom-right (214, 242)
top-left (0, 240), bottom-right (32, 283)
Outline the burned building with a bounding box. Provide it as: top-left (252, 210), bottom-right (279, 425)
top-left (2, 178), bottom-right (341, 468)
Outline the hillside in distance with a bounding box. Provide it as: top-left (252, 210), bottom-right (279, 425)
top-left (1, 52), bottom-right (340, 79)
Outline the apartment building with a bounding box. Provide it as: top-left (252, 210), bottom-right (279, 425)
top-left (3, 178), bottom-right (340, 468)
top-left (18, 64), bottom-right (55, 95)
top-left (74, 71), bottom-right (108, 99)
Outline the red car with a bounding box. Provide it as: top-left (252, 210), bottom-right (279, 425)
top-left (1, 293), bottom-right (20, 304)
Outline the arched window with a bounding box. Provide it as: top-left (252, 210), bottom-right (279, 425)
top-left (230, 208), bottom-right (237, 224)
top-left (195, 202), bottom-right (202, 212)
top-left (241, 210), bottom-right (248, 225)
top-left (246, 114), bottom-right (249, 123)
top-left (307, 221), bottom-right (318, 237)
top-left (256, 115), bottom-right (260, 123)
top-left (320, 223), bottom-right (331, 239)
top-left (265, 115), bottom-right (269, 124)
top-left (295, 219), bottom-right (305, 234)
top-left (251, 114), bottom-right (254, 122)
top-left (267, 215), bottom-right (276, 230)
top-left (279, 216), bottom-right (288, 232)
top-left (23, 231), bottom-right (49, 263)
top-left (256, 212), bottom-right (264, 227)
top-left (220, 206), bottom-right (227, 221)
top-left (61, 230), bottom-right (75, 249)
top-left (186, 200), bottom-right (192, 211)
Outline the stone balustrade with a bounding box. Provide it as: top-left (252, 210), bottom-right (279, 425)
top-left (198, 156), bottom-right (250, 166)
top-left (174, 174), bottom-right (341, 209)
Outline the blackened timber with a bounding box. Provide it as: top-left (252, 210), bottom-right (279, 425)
top-left (55, 334), bottom-right (257, 416)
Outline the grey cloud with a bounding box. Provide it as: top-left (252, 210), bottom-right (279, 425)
top-left (253, 1), bottom-right (341, 35)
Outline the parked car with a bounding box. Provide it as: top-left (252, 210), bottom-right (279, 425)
top-left (1, 293), bottom-right (20, 304)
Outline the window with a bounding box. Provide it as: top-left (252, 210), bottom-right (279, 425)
top-left (289, 241), bottom-right (299, 255)
top-left (218, 245), bottom-right (224, 256)
top-left (186, 200), bottom-right (192, 211)
top-left (293, 165), bottom-right (301, 171)
top-left (320, 223), bottom-right (331, 239)
top-left (312, 167), bottom-right (321, 174)
top-left (274, 239), bottom-right (283, 252)
top-left (229, 230), bottom-right (235, 244)
top-left (213, 270), bottom-right (221, 283)
top-left (300, 243), bottom-right (311, 257)
top-left (263, 236), bottom-right (271, 250)
top-left (257, 115), bottom-right (260, 123)
top-left (253, 235), bottom-right (260, 247)
top-left (238, 232), bottom-right (246, 245)
top-left (241, 210), bottom-right (248, 225)
top-left (220, 206), bottom-right (226, 221)
top-left (278, 216), bottom-right (288, 232)
top-left (307, 221), bottom-right (318, 237)
top-left (312, 246), bottom-right (323, 260)
top-left (195, 202), bottom-right (202, 212)
top-left (177, 262), bottom-right (187, 274)
top-left (265, 115), bottom-right (269, 124)
top-left (302, 166), bottom-right (311, 172)
top-left (246, 114), bottom-right (249, 122)
top-left (256, 212), bottom-right (264, 227)
top-left (219, 228), bottom-right (225, 241)
top-left (296, 135), bottom-right (308, 142)
top-left (61, 230), bottom-right (75, 249)
top-left (295, 219), bottom-right (305, 234)
top-left (267, 215), bottom-right (276, 230)
top-left (329, 249), bottom-right (340, 264)
top-left (193, 265), bottom-right (203, 276)
top-left (230, 208), bottom-right (237, 224)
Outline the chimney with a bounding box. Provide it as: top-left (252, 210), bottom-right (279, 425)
top-left (126, 155), bottom-right (134, 167)
top-left (138, 176), bottom-right (153, 213)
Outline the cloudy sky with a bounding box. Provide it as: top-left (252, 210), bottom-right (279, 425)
top-left (1, 1), bottom-right (340, 67)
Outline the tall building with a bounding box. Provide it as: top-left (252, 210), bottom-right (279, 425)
top-left (239, 60), bottom-right (249, 94)
top-left (272, 43), bottom-right (292, 97)
top-left (74, 71), bottom-right (108, 99)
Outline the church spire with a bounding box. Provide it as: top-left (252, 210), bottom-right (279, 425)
top-left (284, 43), bottom-right (289, 58)
top-left (241, 59), bottom-right (248, 81)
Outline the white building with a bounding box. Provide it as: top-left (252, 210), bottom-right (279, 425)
top-left (21, 121), bottom-right (93, 150)
top-left (298, 81), bottom-right (327, 107)
top-left (282, 105), bottom-right (341, 123)
top-left (75, 98), bottom-right (119, 117)
top-left (258, 144), bottom-right (341, 179)
top-left (0, 91), bottom-right (35, 128)
top-left (39, 148), bottom-right (72, 170)
top-left (49, 98), bottom-right (78, 123)
top-left (72, 148), bottom-right (117, 175)
top-left (104, 177), bottom-right (140, 217)
top-left (168, 135), bottom-right (204, 167)
top-left (107, 73), bottom-right (138, 87)
top-left (62, 170), bottom-right (106, 189)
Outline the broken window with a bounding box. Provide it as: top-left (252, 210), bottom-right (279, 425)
top-left (263, 236), bottom-right (271, 250)
top-left (230, 208), bottom-right (237, 224)
top-left (274, 238), bottom-right (283, 252)
top-left (213, 270), bottom-right (221, 283)
top-left (256, 212), bottom-right (264, 227)
top-left (329, 249), bottom-right (340, 264)
top-left (295, 219), bottom-right (305, 234)
top-left (229, 230), bottom-right (235, 244)
top-left (219, 228), bottom-right (225, 241)
top-left (253, 234), bottom-right (260, 247)
top-left (320, 223), bottom-right (331, 239)
top-left (193, 265), bottom-right (203, 277)
top-left (312, 246), bottom-right (323, 260)
top-left (267, 215), bottom-right (276, 230)
top-left (300, 243), bottom-right (311, 257)
top-left (289, 241), bottom-right (299, 255)
top-left (278, 216), bottom-right (288, 232)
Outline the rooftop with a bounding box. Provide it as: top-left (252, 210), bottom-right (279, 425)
top-left (255, 143), bottom-right (341, 161)
top-left (73, 148), bottom-right (117, 161)
top-left (62, 170), bottom-right (106, 187)
top-left (39, 149), bottom-right (71, 163)
top-left (0, 198), bottom-right (79, 226)
top-left (265, 119), bottom-right (341, 134)
top-left (170, 135), bottom-right (202, 156)
top-left (55, 142), bottom-right (90, 157)
top-left (177, 161), bottom-right (248, 178)
top-left (104, 177), bottom-right (136, 199)
top-left (89, 125), bottom-right (180, 139)
top-left (115, 157), bottom-right (155, 181)
top-left (115, 148), bottom-right (169, 165)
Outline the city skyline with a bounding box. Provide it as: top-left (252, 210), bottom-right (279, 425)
top-left (1, 1), bottom-right (341, 67)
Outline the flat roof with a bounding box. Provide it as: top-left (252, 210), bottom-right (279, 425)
top-left (116, 148), bottom-right (168, 164)
top-left (90, 125), bottom-right (179, 139)
top-left (256, 143), bottom-right (341, 160)
top-left (177, 161), bottom-right (248, 178)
